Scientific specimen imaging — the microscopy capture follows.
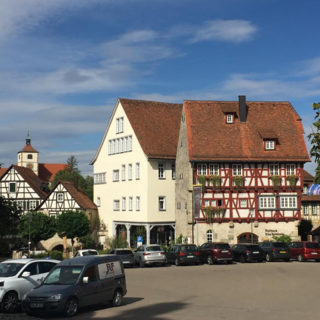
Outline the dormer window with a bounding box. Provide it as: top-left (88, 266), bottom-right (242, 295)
top-left (265, 140), bottom-right (275, 150)
top-left (226, 114), bottom-right (234, 124)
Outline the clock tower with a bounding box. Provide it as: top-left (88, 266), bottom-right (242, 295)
top-left (17, 131), bottom-right (39, 175)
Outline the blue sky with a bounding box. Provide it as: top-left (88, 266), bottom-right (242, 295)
top-left (0, 0), bottom-right (319, 176)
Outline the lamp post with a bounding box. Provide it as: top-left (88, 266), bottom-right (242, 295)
top-left (249, 208), bottom-right (254, 244)
top-left (27, 213), bottom-right (32, 257)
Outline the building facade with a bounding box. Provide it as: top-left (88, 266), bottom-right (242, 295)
top-left (175, 96), bottom-right (310, 245)
top-left (91, 98), bottom-right (182, 246)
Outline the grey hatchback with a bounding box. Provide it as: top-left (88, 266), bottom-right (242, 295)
top-left (166, 244), bottom-right (200, 266)
top-left (134, 245), bottom-right (166, 267)
top-left (109, 249), bottom-right (135, 267)
top-left (259, 241), bottom-right (291, 262)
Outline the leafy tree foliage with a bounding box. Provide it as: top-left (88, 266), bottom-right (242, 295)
top-left (51, 156), bottom-right (93, 200)
top-left (105, 235), bottom-right (128, 249)
top-left (19, 212), bottom-right (57, 244)
top-left (0, 197), bottom-right (22, 252)
top-left (56, 210), bottom-right (90, 247)
top-left (298, 219), bottom-right (313, 241)
top-left (79, 234), bottom-right (96, 249)
top-left (308, 102), bottom-right (320, 183)
top-left (272, 234), bottom-right (292, 244)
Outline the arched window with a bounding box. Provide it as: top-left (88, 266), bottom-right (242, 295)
top-left (207, 230), bottom-right (213, 243)
top-left (28, 154), bottom-right (33, 159)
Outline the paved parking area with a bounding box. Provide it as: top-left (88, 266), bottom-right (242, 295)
top-left (2, 261), bottom-right (319, 319)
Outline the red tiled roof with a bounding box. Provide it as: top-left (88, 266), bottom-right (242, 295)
top-left (38, 163), bottom-right (68, 182)
top-left (303, 170), bottom-right (314, 182)
top-left (0, 168), bottom-right (7, 179)
top-left (184, 100), bottom-right (310, 162)
top-left (12, 165), bottom-right (48, 198)
top-left (18, 144), bottom-right (38, 153)
top-left (120, 98), bottom-right (183, 159)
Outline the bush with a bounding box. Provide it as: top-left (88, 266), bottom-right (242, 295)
top-left (272, 234), bottom-right (292, 244)
top-left (79, 234), bottom-right (96, 249)
top-left (30, 252), bottom-right (48, 259)
top-left (98, 249), bottom-right (111, 254)
top-left (105, 235), bottom-right (128, 249)
top-left (49, 250), bottom-right (63, 260)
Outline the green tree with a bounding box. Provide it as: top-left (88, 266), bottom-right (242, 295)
top-left (19, 212), bottom-right (57, 244)
top-left (298, 219), bottom-right (313, 241)
top-left (105, 235), bottom-right (128, 249)
top-left (272, 234), bottom-right (292, 244)
top-left (308, 102), bottom-right (320, 183)
top-left (56, 210), bottom-right (90, 251)
top-left (67, 155), bottom-right (80, 174)
top-left (79, 234), bottom-right (96, 249)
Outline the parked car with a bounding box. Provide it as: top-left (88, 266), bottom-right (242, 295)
top-left (289, 241), bottom-right (320, 262)
top-left (22, 255), bottom-right (126, 317)
top-left (73, 249), bottom-right (99, 257)
top-left (134, 245), bottom-right (166, 267)
top-left (259, 241), bottom-right (291, 262)
top-left (0, 258), bottom-right (59, 313)
top-left (231, 244), bottom-right (265, 263)
top-left (166, 244), bottom-right (200, 266)
top-left (109, 248), bottom-right (136, 267)
top-left (198, 242), bottom-right (233, 265)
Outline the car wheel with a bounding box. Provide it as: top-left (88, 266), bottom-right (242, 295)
top-left (175, 258), bottom-right (180, 266)
top-left (111, 290), bottom-right (122, 307)
top-left (239, 255), bottom-right (246, 263)
top-left (266, 253), bottom-right (273, 262)
top-left (139, 259), bottom-right (145, 268)
top-left (298, 254), bottom-right (304, 262)
top-left (207, 255), bottom-right (213, 265)
top-left (315, 259), bottom-right (320, 262)
top-left (227, 260), bottom-right (233, 264)
top-left (284, 258), bottom-right (290, 262)
top-left (258, 260), bottom-right (263, 263)
top-left (64, 298), bottom-right (78, 317)
top-left (2, 292), bottom-right (18, 313)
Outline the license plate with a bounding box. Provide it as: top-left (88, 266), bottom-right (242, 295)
top-left (280, 251), bottom-right (286, 253)
top-left (311, 252), bottom-right (318, 255)
top-left (30, 303), bottom-right (43, 308)
top-left (253, 251), bottom-right (259, 254)
top-left (187, 256), bottom-right (194, 258)
top-left (123, 261), bottom-right (129, 263)
top-left (221, 250), bottom-right (228, 253)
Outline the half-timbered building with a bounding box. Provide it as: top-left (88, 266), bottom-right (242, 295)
top-left (175, 96), bottom-right (310, 245)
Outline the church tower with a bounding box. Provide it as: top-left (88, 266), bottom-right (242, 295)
top-left (17, 131), bottom-right (39, 175)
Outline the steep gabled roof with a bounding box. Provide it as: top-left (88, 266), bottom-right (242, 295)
top-left (184, 100), bottom-right (310, 162)
top-left (119, 98), bottom-right (183, 159)
top-left (38, 163), bottom-right (68, 182)
top-left (18, 144), bottom-right (38, 153)
top-left (303, 170), bottom-right (314, 182)
top-left (0, 168), bottom-right (7, 179)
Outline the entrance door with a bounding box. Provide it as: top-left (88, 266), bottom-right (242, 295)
top-left (237, 232), bottom-right (258, 244)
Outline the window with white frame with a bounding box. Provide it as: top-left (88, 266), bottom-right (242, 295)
top-left (128, 164), bottom-right (132, 180)
top-left (119, 138), bottom-right (123, 153)
top-left (265, 140), bottom-right (275, 150)
top-left (209, 164), bottom-right (219, 175)
top-left (280, 196), bottom-right (297, 209)
top-left (233, 164), bottom-right (242, 176)
top-left (108, 135), bottom-right (132, 155)
top-left (122, 165), bottom-right (126, 181)
top-left (312, 205), bottom-right (317, 215)
top-left (57, 192), bottom-right (64, 202)
top-left (16, 201), bottom-right (24, 210)
top-left (269, 164), bottom-right (279, 175)
top-left (136, 163), bottom-right (140, 179)
top-left (205, 200), bottom-right (210, 207)
top-left (113, 200), bottom-right (120, 211)
top-left (122, 197), bottom-right (126, 211)
top-left (240, 200), bottom-right (247, 208)
top-left (211, 200), bottom-right (216, 207)
top-left (303, 205), bottom-right (308, 216)
top-left (303, 185), bottom-right (308, 195)
top-left (94, 173), bottom-right (106, 184)
top-left (286, 164), bottom-right (295, 175)
top-left (129, 197), bottom-right (133, 211)
top-left (197, 164), bottom-right (207, 175)
top-left (29, 200), bottom-right (37, 210)
top-left (108, 141), bottom-right (111, 155)
top-left (113, 170), bottom-right (119, 182)
top-left (136, 197), bottom-right (140, 211)
top-left (128, 136), bottom-right (132, 151)
top-left (207, 230), bottom-right (213, 242)
top-left (159, 197), bottom-right (166, 211)
top-left (172, 164), bottom-right (175, 180)
top-left (116, 117), bottom-right (124, 134)
top-left (226, 114), bottom-right (234, 123)
top-left (97, 197), bottom-right (101, 207)
top-left (158, 163), bottom-right (165, 179)
top-left (259, 196), bottom-right (276, 209)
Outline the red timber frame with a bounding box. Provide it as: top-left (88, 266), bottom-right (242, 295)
top-left (193, 162), bottom-right (303, 225)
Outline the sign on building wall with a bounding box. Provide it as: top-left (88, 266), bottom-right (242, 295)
top-left (193, 185), bottom-right (202, 220)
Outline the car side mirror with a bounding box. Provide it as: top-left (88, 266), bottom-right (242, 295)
top-left (22, 271), bottom-right (31, 278)
top-left (82, 277), bottom-right (89, 284)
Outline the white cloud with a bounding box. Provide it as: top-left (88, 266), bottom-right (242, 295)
top-left (190, 20), bottom-right (258, 43)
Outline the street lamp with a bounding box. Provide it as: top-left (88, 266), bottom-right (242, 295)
top-left (249, 208), bottom-right (254, 244)
top-left (27, 213), bottom-right (32, 257)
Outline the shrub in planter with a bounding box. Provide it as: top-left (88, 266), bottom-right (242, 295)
top-left (233, 176), bottom-right (245, 188)
top-left (197, 175), bottom-right (207, 192)
top-left (270, 175), bottom-right (281, 189)
top-left (204, 206), bottom-right (213, 223)
top-left (209, 175), bottom-right (222, 189)
top-left (286, 175), bottom-right (298, 189)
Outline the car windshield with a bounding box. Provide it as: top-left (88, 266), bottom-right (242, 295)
top-left (43, 266), bottom-right (83, 285)
top-left (215, 244), bottom-right (230, 249)
top-left (146, 246), bottom-right (162, 252)
top-left (115, 250), bottom-right (133, 255)
top-left (181, 245), bottom-right (198, 251)
top-left (273, 243), bottom-right (288, 248)
top-left (246, 245), bottom-right (261, 250)
top-left (306, 243), bottom-right (320, 249)
top-left (82, 250), bottom-right (98, 256)
top-left (0, 263), bottom-right (24, 277)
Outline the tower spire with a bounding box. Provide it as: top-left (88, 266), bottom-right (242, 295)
top-left (26, 129), bottom-right (31, 145)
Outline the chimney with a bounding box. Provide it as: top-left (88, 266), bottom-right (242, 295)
top-left (74, 176), bottom-right (79, 191)
top-left (239, 95), bottom-right (247, 123)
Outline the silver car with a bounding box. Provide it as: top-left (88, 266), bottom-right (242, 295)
top-left (134, 245), bottom-right (166, 267)
top-left (0, 259), bottom-right (59, 313)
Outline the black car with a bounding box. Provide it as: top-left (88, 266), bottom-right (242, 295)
top-left (166, 244), bottom-right (200, 266)
top-left (231, 244), bottom-right (265, 263)
top-left (109, 248), bottom-right (136, 267)
top-left (259, 241), bottom-right (291, 262)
